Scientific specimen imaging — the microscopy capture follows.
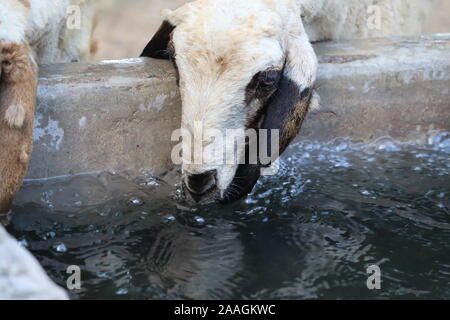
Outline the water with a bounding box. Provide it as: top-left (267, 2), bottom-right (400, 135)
top-left (6, 132), bottom-right (450, 300)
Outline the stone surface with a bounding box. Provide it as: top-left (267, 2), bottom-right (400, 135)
top-left (30, 58), bottom-right (180, 179)
top-left (28, 34), bottom-right (450, 179)
top-left (307, 34), bottom-right (450, 142)
top-left (0, 225), bottom-right (68, 300)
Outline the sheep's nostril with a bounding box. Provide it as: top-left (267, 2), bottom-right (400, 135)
top-left (186, 170), bottom-right (217, 196)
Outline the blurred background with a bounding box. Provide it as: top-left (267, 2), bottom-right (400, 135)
top-left (93, 0), bottom-right (189, 60)
top-left (93, 0), bottom-right (450, 61)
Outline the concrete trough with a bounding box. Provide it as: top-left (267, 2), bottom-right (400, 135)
top-left (28, 34), bottom-right (450, 180)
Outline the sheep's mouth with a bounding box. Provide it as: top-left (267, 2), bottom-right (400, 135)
top-left (181, 165), bottom-right (261, 205)
top-left (182, 180), bottom-right (220, 205)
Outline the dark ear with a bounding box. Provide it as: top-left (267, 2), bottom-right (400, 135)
top-left (222, 78), bottom-right (312, 202)
top-left (260, 75), bottom-right (313, 163)
top-left (140, 20), bottom-right (175, 59)
top-left (259, 26), bottom-right (317, 165)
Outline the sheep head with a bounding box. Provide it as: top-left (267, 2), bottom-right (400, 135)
top-left (142, 0), bottom-right (317, 203)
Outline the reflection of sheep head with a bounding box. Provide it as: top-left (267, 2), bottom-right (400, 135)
top-left (142, 0), bottom-right (437, 204)
top-left (0, 0), bottom-right (94, 214)
top-left (146, 221), bottom-right (244, 299)
top-left (143, 215), bottom-right (366, 299)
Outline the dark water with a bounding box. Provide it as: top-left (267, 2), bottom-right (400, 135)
top-left (6, 132), bottom-right (450, 300)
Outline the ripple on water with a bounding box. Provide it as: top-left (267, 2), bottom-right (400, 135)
top-left (6, 132), bottom-right (450, 299)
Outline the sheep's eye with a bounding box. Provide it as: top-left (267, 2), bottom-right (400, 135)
top-left (2, 60), bottom-right (11, 67)
top-left (257, 70), bottom-right (281, 91)
top-left (245, 69), bottom-right (282, 103)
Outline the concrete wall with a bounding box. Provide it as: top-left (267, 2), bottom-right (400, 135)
top-left (28, 34), bottom-right (450, 180)
top-left (31, 59), bottom-right (180, 179)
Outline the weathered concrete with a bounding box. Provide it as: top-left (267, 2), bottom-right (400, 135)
top-left (28, 34), bottom-right (450, 179)
top-left (31, 59), bottom-right (180, 179)
top-left (0, 225), bottom-right (68, 300)
top-left (308, 33), bottom-right (450, 142)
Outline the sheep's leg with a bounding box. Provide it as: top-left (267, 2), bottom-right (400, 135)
top-left (0, 41), bottom-right (37, 214)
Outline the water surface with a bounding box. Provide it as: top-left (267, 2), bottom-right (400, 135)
top-left (7, 132), bottom-right (450, 299)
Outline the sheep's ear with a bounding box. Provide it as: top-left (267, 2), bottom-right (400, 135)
top-left (141, 20), bottom-right (175, 59)
top-left (261, 81), bottom-right (313, 162)
top-left (260, 31), bottom-right (317, 164)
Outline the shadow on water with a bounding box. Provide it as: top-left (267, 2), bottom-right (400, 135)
top-left (6, 132), bottom-right (450, 299)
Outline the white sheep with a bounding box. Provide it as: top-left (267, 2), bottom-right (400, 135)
top-left (0, 0), bottom-right (94, 63)
top-left (141, 0), bottom-right (439, 203)
top-left (0, 0), bottom-right (94, 213)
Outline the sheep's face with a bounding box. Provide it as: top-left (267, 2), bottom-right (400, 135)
top-left (142, 1), bottom-right (317, 203)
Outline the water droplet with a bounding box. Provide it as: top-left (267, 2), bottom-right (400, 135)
top-left (334, 142), bottom-right (349, 152)
top-left (54, 243), bottom-right (67, 253)
top-left (47, 231), bottom-right (56, 238)
top-left (360, 190), bottom-right (371, 196)
top-left (41, 191), bottom-right (54, 209)
top-left (262, 217), bottom-right (269, 223)
top-left (376, 139), bottom-right (401, 152)
top-left (129, 197), bottom-right (143, 206)
top-left (146, 179), bottom-right (160, 186)
top-left (429, 132), bottom-right (450, 153)
top-left (334, 160), bottom-right (351, 168)
top-left (73, 200), bottom-right (83, 207)
top-left (245, 197), bottom-right (259, 205)
top-left (194, 216), bottom-right (205, 225)
top-left (165, 216), bottom-right (176, 222)
top-left (415, 153), bottom-right (428, 159)
top-left (116, 288), bottom-right (128, 295)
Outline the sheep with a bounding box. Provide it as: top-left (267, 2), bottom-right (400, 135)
top-left (141, 0), bottom-right (438, 203)
top-left (0, 0), bottom-right (94, 214)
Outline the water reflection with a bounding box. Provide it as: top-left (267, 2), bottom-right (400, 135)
top-left (6, 132), bottom-right (450, 299)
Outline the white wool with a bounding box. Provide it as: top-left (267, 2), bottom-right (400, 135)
top-left (4, 104), bottom-right (26, 128)
top-left (0, 1), bottom-right (28, 43)
top-left (165, 0), bottom-right (438, 194)
top-left (167, 0), bottom-right (317, 192)
top-left (0, 0), bottom-right (93, 63)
